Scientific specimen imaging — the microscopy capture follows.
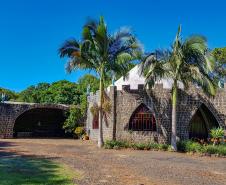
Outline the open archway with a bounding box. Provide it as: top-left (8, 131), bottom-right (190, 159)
top-left (189, 104), bottom-right (219, 140)
top-left (13, 108), bottom-right (69, 138)
top-left (129, 103), bottom-right (156, 131)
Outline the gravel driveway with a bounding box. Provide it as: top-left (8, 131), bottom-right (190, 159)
top-left (0, 139), bottom-right (226, 185)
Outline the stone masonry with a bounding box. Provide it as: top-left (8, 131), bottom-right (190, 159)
top-left (0, 102), bottom-right (69, 138)
top-left (86, 84), bottom-right (226, 144)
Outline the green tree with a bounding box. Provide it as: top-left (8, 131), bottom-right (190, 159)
top-left (63, 105), bottom-right (82, 133)
top-left (77, 74), bottom-right (99, 93)
top-left (0, 87), bottom-right (18, 101)
top-left (212, 47), bottom-right (226, 81)
top-left (59, 16), bottom-right (142, 147)
top-left (18, 80), bottom-right (80, 105)
top-left (141, 26), bottom-right (217, 150)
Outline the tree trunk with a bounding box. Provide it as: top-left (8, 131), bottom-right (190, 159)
top-left (98, 72), bottom-right (104, 148)
top-left (171, 81), bottom-right (178, 151)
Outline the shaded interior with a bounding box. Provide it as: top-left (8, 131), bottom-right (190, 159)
top-left (13, 108), bottom-right (69, 138)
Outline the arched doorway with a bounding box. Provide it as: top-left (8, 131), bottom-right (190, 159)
top-left (129, 103), bottom-right (156, 131)
top-left (189, 104), bottom-right (219, 140)
top-left (13, 108), bottom-right (68, 138)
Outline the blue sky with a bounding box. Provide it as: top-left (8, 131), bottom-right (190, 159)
top-left (0, 0), bottom-right (226, 92)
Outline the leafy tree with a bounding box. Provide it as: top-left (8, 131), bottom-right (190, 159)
top-left (18, 80), bottom-right (80, 105)
top-left (18, 85), bottom-right (38, 102)
top-left (63, 105), bottom-right (83, 133)
top-left (141, 25), bottom-right (217, 150)
top-left (77, 74), bottom-right (99, 93)
top-left (59, 16), bottom-right (142, 147)
top-left (0, 87), bottom-right (18, 101)
top-left (212, 47), bottom-right (226, 81)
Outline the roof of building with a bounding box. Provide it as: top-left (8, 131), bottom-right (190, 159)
top-left (108, 65), bottom-right (184, 90)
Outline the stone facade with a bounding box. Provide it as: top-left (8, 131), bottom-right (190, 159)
top-left (86, 84), bottom-right (226, 144)
top-left (0, 102), bottom-right (69, 138)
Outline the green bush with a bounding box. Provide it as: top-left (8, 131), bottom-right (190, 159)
top-left (158, 144), bottom-right (169, 151)
top-left (177, 140), bottom-right (204, 153)
top-left (104, 140), bottom-right (130, 149)
top-left (104, 140), bottom-right (170, 151)
top-left (63, 106), bottom-right (83, 133)
top-left (205, 145), bottom-right (226, 156)
top-left (177, 140), bottom-right (226, 156)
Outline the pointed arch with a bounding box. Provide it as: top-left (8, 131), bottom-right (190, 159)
top-left (189, 103), bottom-right (219, 140)
top-left (129, 103), bottom-right (156, 131)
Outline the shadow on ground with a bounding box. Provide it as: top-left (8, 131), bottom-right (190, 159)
top-left (0, 141), bottom-right (76, 185)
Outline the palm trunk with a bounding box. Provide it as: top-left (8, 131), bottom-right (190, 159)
top-left (171, 81), bottom-right (178, 151)
top-left (98, 70), bottom-right (104, 148)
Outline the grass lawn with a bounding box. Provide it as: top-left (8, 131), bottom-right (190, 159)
top-left (0, 156), bottom-right (80, 185)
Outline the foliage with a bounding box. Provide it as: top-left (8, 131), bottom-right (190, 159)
top-left (74, 127), bottom-right (85, 138)
top-left (63, 106), bottom-right (82, 133)
top-left (210, 127), bottom-right (225, 139)
top-left (212, 47), bottom-right (226, 80)
top-left (210, 127), bottom-right (225, 145)
top-left (18, 80), bottom-right (80, 104)
top-left (59, 16), bottom-right (142, 147)
top-left (177, 140), bottom-right (226, 156)
top-left (0, 87), bottom-right (18, 101)
top-left (77, 74), bottom-right (99, 93)
top-left (104, 140), bottom-right (170, 151)
top-left (205, 144), bottom-right (226, 156)
top-left (177, 140), bottom-right (204, 153)
top-left (104, 140), bottom-right (130, 149)
top-left (141, 25), bottom-right (217, 150)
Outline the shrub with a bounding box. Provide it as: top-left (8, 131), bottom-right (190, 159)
top-left (177, 140), bottom-right (226, 156)
top-left (158, 144), bottom-right (169, 151)
top-left (177, 140), bottom-right (204, 153)
top-left (205, 145), bottom-right (226, 156)
top-left (74, 127), bottom-right (85, 138)
top-left (104, 140), bottom-right (170, 151)
top-left (104, 140), bottom-right (130, 149)
top-left (63, 106), bottom-right (83, 133)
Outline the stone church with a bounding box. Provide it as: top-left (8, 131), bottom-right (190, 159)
top-left (86, 65), bottom-right (226, 144)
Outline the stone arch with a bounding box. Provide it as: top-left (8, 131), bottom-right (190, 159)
top-left (188, 102), bottom-right (220, 140)
top-left (12, 104), bottom-right (69, 138)
top-left (128, 103), bottom-right (157, 131)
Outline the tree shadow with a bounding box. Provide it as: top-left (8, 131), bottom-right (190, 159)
top-left (0, 141), bottom-right (76, 185)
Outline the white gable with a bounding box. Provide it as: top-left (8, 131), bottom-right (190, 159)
top-left (108, 65), bottom-right (184, 91)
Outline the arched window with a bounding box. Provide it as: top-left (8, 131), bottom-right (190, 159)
top-left (189, 104), bottom-right (219, 140)
top-left (92, 114), bottom-right (99, 129)
top-left (129, 104), bottom-right (156, 131)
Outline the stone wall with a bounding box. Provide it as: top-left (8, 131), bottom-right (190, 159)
top-left (86, 83), bottom-right (226, 144)
top-left (0, 102), bottom-right (69, 138)
top-left (86, 86), bottom-right (115, 141)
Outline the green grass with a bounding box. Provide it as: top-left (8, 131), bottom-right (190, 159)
top-left (0, 156), bottom-right (80, 185)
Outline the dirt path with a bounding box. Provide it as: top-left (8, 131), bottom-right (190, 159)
top-left (0, 139), bottom-right (226, 185)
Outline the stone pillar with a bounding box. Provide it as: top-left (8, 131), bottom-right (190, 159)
top-left (110, 86), bottom-right (117, 140)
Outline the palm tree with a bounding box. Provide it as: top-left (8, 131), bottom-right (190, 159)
top-left (59, 16), bottom-right (142, 147)
top-left (141, 25), bottom-right (217, 151)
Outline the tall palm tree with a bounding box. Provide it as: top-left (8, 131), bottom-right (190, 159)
top-left (141, 25), bottom-right (217, 151)
top-left (59, 16), bottom-right (142, 147)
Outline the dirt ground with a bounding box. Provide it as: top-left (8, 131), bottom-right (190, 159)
top-left (0, 139), bottom-right (226, 185)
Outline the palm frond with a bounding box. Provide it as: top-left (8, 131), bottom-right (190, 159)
top-left (59, 39), bottom-right (80, 58)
